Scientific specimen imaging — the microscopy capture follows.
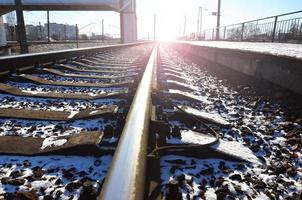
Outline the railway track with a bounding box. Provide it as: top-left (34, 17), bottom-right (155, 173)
top-left (0, 43), bottom-right (153, 200)
top-left (0, 42), bottom-right (301, 200)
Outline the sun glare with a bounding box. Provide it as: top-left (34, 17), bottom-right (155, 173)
top-left (158, 24), bottom-right (178, 41)
top-left (155, 0), bottom-right (183, 41)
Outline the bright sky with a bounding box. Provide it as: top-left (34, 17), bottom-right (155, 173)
top-left (137, 0), bottom-right (302, 39)
top-left (5, 0), bottom-right (302, 39)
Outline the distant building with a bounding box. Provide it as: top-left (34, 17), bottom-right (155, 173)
top-left (46, 23), bottom-right (76, 41)
top-left (26, 24), bottom-right (43, 40)
top-left (4, 21), bottom-right (76, 41)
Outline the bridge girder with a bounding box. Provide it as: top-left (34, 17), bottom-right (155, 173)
top-left (0, 0), bottom-right (120, 15)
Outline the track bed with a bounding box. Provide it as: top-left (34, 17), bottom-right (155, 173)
top-left (145, 44), bottom-right (302, 200)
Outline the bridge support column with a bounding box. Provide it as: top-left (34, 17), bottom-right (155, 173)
top-left (119, 0), bottom-right (137, 44)
top-left (120, 12), bottom-right (137, 44)
top-left (0, 16), bottom-right (7, 47)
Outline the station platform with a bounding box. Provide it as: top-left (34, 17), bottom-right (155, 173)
top-left (180, 41), bottom-right (302, 60)
top-left (172, 41), bottom-right (302, 95)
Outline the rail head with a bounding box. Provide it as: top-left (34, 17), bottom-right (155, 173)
top-left (0, 42), bottom-right (151, 72)
top-left (99, 46), bottom-right (157, 200)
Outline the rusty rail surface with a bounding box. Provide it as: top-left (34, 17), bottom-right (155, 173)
top-left (99, 46), bottom-right (157, 200)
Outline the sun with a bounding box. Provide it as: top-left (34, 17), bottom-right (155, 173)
top-left (138, 0), bottom-right (185, 41)
top-left (155, 0), bottom-right (183, 41)
top-left (158, 23), bottom-right (178, 41)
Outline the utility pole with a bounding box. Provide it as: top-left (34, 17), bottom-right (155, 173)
top-left (64, 24), bottom-right (67, 41)
top-left (196, 8), bottom-right (200, 39)
top-left (183, 16), bottom-right (187, 39)
top-left (199, 8), bottom-right (203, 38)
top-left (102, 19), bottom-right (104, 42)
top-left (47, 10), bottom-right (50, 43)
top-left (15, 0), bottom-right (28, 54)
top-left (76, 24), bottom-right (79, 48)
top-left (39, 22), bottom-right (42, 40)
top-left (196, 7), bottom-right (202, 40)
top-left (35, 25), bottom-right (38, 40)
top-left (153, 15), bottom-right (156, 41)
top-left (216, 0), bottom-right (221, 40)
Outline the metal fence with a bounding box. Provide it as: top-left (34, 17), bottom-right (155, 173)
top-left (202, 10), bottom-right (302, 43)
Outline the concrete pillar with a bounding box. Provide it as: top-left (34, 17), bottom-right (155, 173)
top-left (120, 0), bottom-right (137, 44)
top-left (0, 16), bottom-right (7, 47)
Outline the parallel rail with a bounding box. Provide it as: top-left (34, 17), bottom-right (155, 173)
top-left (0, 42), bottom-right (148, 72)
top-left (100, 46), bottom-right (157, 200)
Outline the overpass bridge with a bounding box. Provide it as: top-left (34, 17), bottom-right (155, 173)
top-left (0, 0), bottom-right (137, 47)
top-left (0, 0), bottom-right (120, 13)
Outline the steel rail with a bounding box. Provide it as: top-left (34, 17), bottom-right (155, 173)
top-left (0, 42), bottom-right (149, 73)
top-left (99, 45), bottom-right (157, 200)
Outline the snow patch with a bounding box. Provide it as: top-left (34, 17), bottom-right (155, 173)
top-left (68, 111), bottom-right (79, 119)
top-left (166, 130), bottom-right (216, 145)
top-left (204, 188), bottom-right (216, 200)
top-left (41, 137), bottom-right (67, 150)
top-left (212, 140), bottom-right (262, 165)
top-left (169, 89), bottom-right (212, 104)
top-left (178, 106), bottom-right (230, 126)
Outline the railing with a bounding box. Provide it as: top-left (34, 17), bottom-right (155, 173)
top-left (201, 10), bottom-right (302, 43)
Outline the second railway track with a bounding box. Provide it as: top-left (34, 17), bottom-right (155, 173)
top-left (0, 42), bottom-right (301, 200)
